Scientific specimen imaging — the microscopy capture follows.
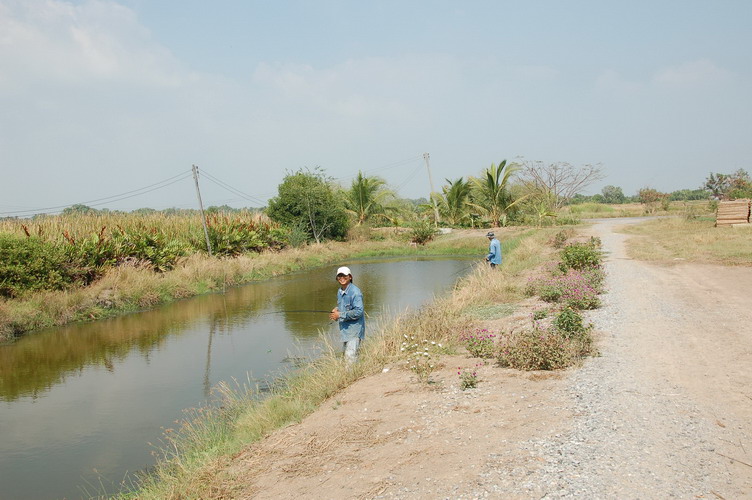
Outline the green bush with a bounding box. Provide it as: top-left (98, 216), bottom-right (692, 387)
top-left (200, 215), bottom-right (288, 256)
top-left (559, 238), bottom-right (602, 272)
top-left (554, 307), bottom-right (588, 338)
top-left (113, 227), bottom-right (188, 272)
top-left (58, 227), bottom-right (121, 285)
top-left (409, 221), bottom-right (436, 245)
top-left (286, 223), bottom-right (309, 248)
top-left (0, 235), bottom-right (73, 297)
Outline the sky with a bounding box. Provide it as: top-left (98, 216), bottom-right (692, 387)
top-left (1, 0), bottom-right (751, 215)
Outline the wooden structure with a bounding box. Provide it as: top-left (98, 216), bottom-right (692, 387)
top-left (715, 199), bottom-right (751, 226)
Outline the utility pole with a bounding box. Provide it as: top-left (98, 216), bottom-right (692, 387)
top-left (192, 164), bottom-right (213, 256)
top-left (423, 152), bottom-right (440, 226)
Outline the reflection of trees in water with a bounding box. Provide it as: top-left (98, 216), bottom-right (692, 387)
top-left (0, 279), bottom-right (283, 401)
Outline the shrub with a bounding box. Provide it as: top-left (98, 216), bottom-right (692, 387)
top-left (409, 221), bottom-right (436, 245)
top-left (0, 235), bottom-right (73, 297)
top-left (61, 228), bottom-right (120, 285)
top-left (554, 307), bottom-right (588, 338)
top-left (202, 215), bottom-right (287, 256)
top-left (559, 239), bottom-right (602, 272)
top-left (114, 227), bottom-right (188, 272)
top-left (558, 271), bottom-right (601, 310)
top-left (460, 329), bottom-right (496, 358)
top-left (535, 277), bottom-right (563, 303)
top-left (551, 228), bottom-right (574, 249)
top-left (498, 327), bottom-right (575, 371)
top-left (528, 265), bottom-right (602, 310)
top-left (286, 223), bottom-right (309, 248)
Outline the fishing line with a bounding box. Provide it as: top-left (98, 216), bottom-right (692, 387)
top-left (451, 260), bottom-right (484, 277)
top-left (261, 309), bottom-right (331, 315)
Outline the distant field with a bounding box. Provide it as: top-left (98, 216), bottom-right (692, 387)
top-left (618, 217), bottom-right (752, 266)
top-left (560, 200), bottom-right (715, 220)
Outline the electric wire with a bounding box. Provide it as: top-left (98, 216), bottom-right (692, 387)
top-left (0, 170), bottom-right (193, 217)
top-left (394, 163), bottom-right (426, 193)
top-left (1, 154), bottom-right (428, 217)
top-left (198, 169), bottom-right (268, 206)
top-left (333, 155), bottom-right (423, 184)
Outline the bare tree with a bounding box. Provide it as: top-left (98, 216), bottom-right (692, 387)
top-left (519, 161), bottom-right (605, 209)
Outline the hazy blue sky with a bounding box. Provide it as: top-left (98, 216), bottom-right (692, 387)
top-left (2, 0), bottom-right (750, 214)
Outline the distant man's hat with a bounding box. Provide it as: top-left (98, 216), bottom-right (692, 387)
top-left (486, 232), bottom-right (495, 238)
top-left (336, 266), bottom-right (352, 277)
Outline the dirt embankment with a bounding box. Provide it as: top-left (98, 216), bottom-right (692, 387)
top-left (207, 219), bottom-right (752, 499)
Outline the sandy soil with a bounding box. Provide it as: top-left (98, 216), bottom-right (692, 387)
top-left (211, 219), bottom-right (752, 499)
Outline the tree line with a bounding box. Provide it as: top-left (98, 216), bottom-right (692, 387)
top-left (9, 161), bottom-right (751, 242)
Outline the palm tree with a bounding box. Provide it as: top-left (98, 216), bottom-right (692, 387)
top-left (468, 160), bottom-right (524, 227)
top-left (433, 177), bottom-right (472, 225)
top-left (528, 188), bottom-right (557, 227)
top-left (344, 171), bottom-right (394, 225)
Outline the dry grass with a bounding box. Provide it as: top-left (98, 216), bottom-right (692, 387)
top-left (559, 200), bottom-right (716, 220)
top-left (618, 217), bottom-right (752, 266)
top-left (0, 212), bottom-right (211, 244)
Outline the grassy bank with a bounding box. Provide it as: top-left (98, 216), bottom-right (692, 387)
top-left (0, 228), bottom-right (527, 342)
top-left (618, 217), bottom-right (752, 266)
top-left (112, 227), bottom-right (564, 499)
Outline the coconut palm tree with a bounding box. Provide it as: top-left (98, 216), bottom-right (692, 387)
top-left (468, 160), bottom-right (524, 227)
top-left (432, 177), bottom-right (472, 225)
top-left (344, 171), bottom-right (395, 225)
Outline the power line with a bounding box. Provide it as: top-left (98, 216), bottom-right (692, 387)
top-left (394, 163), bottom-right (426, 194)
top-left (333, 155), bottom-right (423, 184)
top-left (0, 170), bottom-right (193, 217)
top-left (198, 169), bottom-right (268, 206)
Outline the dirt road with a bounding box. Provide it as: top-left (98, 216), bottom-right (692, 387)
top-left (216, 219), bottom-right (752, 498)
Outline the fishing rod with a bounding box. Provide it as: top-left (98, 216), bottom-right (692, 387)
top-left (261, 309), bottom-right (332, 315)
top-left (451, 260), bottom-right (484, 277)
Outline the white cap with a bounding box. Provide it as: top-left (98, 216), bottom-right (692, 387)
top-left (336, 266), bottom-right (352, 276)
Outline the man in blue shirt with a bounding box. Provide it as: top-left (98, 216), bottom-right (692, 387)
top-left (485, 232), bottom-right (502, 268)
top-left (329, 266), bottom-right (365, 364)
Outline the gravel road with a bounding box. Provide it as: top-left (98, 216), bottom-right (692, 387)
top-left (493, 218), bottom-right (752, 499)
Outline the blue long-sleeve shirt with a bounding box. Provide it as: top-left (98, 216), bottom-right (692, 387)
top-left (487, 238), bottom-right (502, 265)
top-left (336, 283), bottom-right (365, 341)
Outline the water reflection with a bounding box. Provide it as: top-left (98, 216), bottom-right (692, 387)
top-left (0, 256), bottom-right (473, 500)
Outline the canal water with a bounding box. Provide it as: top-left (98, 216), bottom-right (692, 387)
top-left (0, 256), bottom-right (475, 500)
